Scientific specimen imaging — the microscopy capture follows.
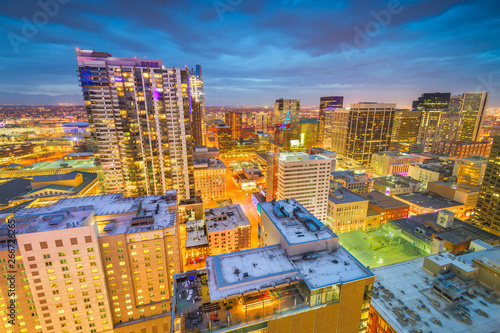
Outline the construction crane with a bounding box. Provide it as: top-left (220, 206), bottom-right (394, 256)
top-left (270, 122), bottom-right (291, 200)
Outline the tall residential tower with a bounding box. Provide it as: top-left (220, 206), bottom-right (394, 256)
top-left (76, 49), bottom-right (195, 199)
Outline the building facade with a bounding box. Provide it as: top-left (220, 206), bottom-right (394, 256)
top-left (319, 96), bottom-right (344, 146)
top-left (370, 151), bottom-right (421, 177)
top-left (193, 158), bottom-right (226, 201)
top-left (413, 93), bottom-right (451, 152)
top-left (390, 110), bottom-right (421, 144)
top-left (431, 140), bottom-right (492, 158)
top-left (474, 136), bottom-right (500, 235)
top-left (266, 152), bottom-right (332, 220)
top-left (344, 103), bottom-right (395, 165)
top-left (189, 65), bottom-right (206, 145)
top-left (459, 92), bottom-right (490, 141)
top-left (224, 111), bottom-right (242, 140)
top-left (274, 98), bottom-right (300, 147)
top-left (76, 50), bottom-right (195, 199)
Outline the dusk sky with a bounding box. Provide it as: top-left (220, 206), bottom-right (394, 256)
top-left (1, 0), bottom-right (499, 107)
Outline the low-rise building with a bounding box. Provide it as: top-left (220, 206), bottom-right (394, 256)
top-left (193, 145), bottom-right (220, 159)
top-left (327, 183), bottom-right (368, 233)
top-left (373, 175), bottom-right (424, 196)
top-left (407, 163), bottom-right (452, 188)
top-left (431, 140), bottom-right (492, 157)
top-left (396, 192), bottom-right (467, 218)
top-left (184, 219), bottom-right (209, 267)
top-left (427, 181), bottom-right (480, 219)
top-left (193, 158), bottom-right (226, 201)
top-left (368, 249), bottom-right (500, 333)
top-left (370, 151), bottom-right (421, 176)
top-left (242, 167), bottom-right (265, 184)
top-left (452, 155), bottom-right (488, 185)
top-left (204, 204), bottom-right (251, 255)
top-left (331, 170), bottom-right (374, 194)
top-left (357, 191), bottom-right (410, 224)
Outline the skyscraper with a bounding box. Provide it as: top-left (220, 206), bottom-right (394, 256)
top-left (474, 135), bottom-right (500, 235)
top-left (274, 98), bottom-right (300, 147)
top-left (213, 124), bottom-right (232, 154)
top-left (413, 92), bottom-right (451, 151)
top-left (319, 96), bottom-right (344, 145)
top-left (344, 103), bottom-right (395, 165)
top-left (189, 65), bottom-right (206, 145)
top-left (299, 118), bottom-right (320, 148)
top-left (255, 111), bottom-right (269, 132)
top-left (390, 110), bottom-right (421, 144)
top-left (76, 49), bottom-right (195, 199)
top-left (328, 108), bottom-right (350, 154)
top-left (458, 92), bottom-right (490, 141)
top-left (224, 111), bottom-right (242, 139)
top-left (191, 100), bottom-right (204, 146)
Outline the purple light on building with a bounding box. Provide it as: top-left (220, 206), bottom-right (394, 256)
top-left (153, 88), bottom-right (161, 101)
top-left (114, 77), bottom-right (123, 82)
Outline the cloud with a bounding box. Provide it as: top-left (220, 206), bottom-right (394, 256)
top-left (0, 0), bottom-right (499, 106)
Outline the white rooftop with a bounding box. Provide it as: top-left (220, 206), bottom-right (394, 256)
top-left (186, 220), bottom-right (208, 248)
top-left (371, 257), bottom-right (500, 333)
top-left (205, 204), bottom-right (250, 233)
top-left (426, 253), bottom-right (478, 273)
top-left (259, 199), bottom-right (336, 245)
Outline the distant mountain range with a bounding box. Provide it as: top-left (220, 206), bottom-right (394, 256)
top-left (0, 92), bottom-right (83, 105)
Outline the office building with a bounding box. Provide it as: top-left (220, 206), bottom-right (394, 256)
top-left (396, 192), bottom-right (466, 218)
top-left (1, 192), bottom-right (183, 333)
top-left (344, 103), bottom-right (395, 165)
top-left (306, 147), bottom-right (337, 171)
top-left (431, 140), bottom-right (492, 157)
top-left (373, 175), bottom-right (424, 196)
top-left (459, 92), bottom-right (490, 141)
top-left (390, 110), bottom-right (421, 144)
top-left (299, 118), bottom-right (320, 148)
top-left (370, 151), bottom-right (421, 177)
top-left (255, 111), bottom-right (269, 132)
top-left (474, 136), bottom-right (500, 235)
top-left (427, 181), bottom-right (480, 218)
top-left (434, 108), bottom-right (461, 143)
top-left (327, 184), bottom-right (368, 232)
top-left (266, 152), bottom-right (332, 220)
top-left (189, 65), bottom-right (206, 145)
top-left (368, 250), bottom-right (500, 333)
top-left (213, 124), bottom-right (232, 154)
top-left (407, 164), bottom-right (451, 188)
top-left (357, 191), bottom-right (409, 224)
top-left (452, 155), bottom-right (488, 185)
top-left (76, 50), bottom-right (195, 199)
top-left (171, 199), bottom-right (376, 333)
top-left (328, 108), bottom-right (350, 154)
top-left (193, 158), bottom-right (226, 201)
top-left (331, 170), bottom-right (373, 194)
top-left (274, 98), bottom-right (300, 147)
top-left (224, 111), bottom-right (242, 140)
top-left (204, 205), bottom-right (251, 255)
top-left (191, 100), bottom-right (204, 146)
top-left (319, 96), bottom-right (344, 145)
top-left (414, 93), bottom-right (451, 151)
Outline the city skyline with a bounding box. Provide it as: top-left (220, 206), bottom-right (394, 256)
top-left (1, 0), bottom-right (500, 106)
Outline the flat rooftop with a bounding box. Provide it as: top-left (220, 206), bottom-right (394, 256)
top-left (358, 191), bottom-right (409, 209)
top-left (371, 256), bottom-right (500, 333)
top-left (396, 192), bottom-right (463, 209)
top-left (186, 220), bottom-right (208, 248)
top-left (193, 158), bottom-right (226, 169)
top-left (277, 152), bottom-right (331, 163)
top-left (259, 199), bottom-right (337, 245)
top-left (205, 204), bottom-right (250, 233)
top-left (329, 189), bottom-right (367, 204)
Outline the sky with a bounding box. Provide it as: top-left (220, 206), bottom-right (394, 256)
top-left (0, 0), bottom-right (499, 107)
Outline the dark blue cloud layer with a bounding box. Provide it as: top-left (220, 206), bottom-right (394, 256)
top-left (0, 0), bottom-right (499, 106)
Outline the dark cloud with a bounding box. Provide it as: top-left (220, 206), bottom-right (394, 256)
top-left (0, 0), bottom-right (499, 106)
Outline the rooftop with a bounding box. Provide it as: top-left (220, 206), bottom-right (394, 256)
top-left (329, 188), bottom-right (367, 204)
top-left (277, 152), bottom-right (331, 163)
top-left (205, 204), bottom-right (250, 233)
top-left (0, 178), bottom-right (31, 205)
top-left (371, 254), bottom-right (500, 333)
top-left (193, 158), bottom-right (226, 169)
top-left (396, 192), bottom-right (463, 209)
top-left (259, 199), bottom-right (336, 245)
top-left (358, 191), bottom-right (409, 209)
top-left (186, 220), bottom-right (208, 248)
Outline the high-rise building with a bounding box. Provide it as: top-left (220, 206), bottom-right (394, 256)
top-left (191, 100), bottom-right (204, 146)
top-left (328, 108), bottom-right (350, 154)
top-left (3, 193), bottom-right (182, 333)
top-left (255, 111), bottom-right (269, 132)
top-left (344, 103), bottom-right (395, 165)
top-left (299, 118), bottom-right (320, 148)
top-left (390, 110), bottom-right (421, 144)
top-left (474, 136), bottom-right (500, 235)
top-left (224, 111), bottom-right (242, 140)
top-left (76, 49), bottom-right (195, 199)
top-left (449, 94), bottom-right (462, 109)
top-left (435, 108), bottom-right (462, 143)
top-left (189, 65), bottom-right (206, 145)
top-left (414, 93), bottom-right (451, 152)
top-left (319, 96), bottom-right (344, 145)
top-left (266, 152), bottom-right (332, 220)
top-left (213, 124), bottom-right (232, 154)
top-left (431, 140), bottom-right (492, 158)
top-left (274, 98), bottom-right (300, 147)
top-left (458, 92), bottom-right (490, 141)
